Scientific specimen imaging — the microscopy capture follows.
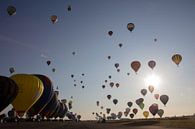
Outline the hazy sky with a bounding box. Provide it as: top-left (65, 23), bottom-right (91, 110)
top-left (1, 0), bottom-right (195, 120)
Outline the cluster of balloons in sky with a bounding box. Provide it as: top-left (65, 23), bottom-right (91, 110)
top-left (95, 83), bottom-right (169, 119)
top-left (0, 74), bottom-right (72, 120)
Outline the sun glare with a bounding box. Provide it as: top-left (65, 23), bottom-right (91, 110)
top-left (145, 74), bottom-right (161, 89)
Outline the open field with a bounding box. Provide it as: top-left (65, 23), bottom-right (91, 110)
top-left (1, 119), bottom-right (195, 129)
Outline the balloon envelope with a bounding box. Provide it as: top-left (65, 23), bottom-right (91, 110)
top-left (141, 89), bottom-right (147, 96)
top-left (28, 75), bottom-right (54, 116)
top-left (143, 111), bottom-right (149, 118)
top-left (148, 60), bottom-right (156, 70)
top-left (127, 101), bottom-right (133, 108)
top-left (172, 54), bottom-right (182, 66)
top-left (113, 99), bottom-right (118, 105)
top-left (50, 15), bottom-right (58, 24)
top-left (7, 6), bottom-right (16, 16)
top-left (0, 76), bottom-right (19, 112)
top-left (133, 108), bottom-right (138, 114)
top-left (10, 74), bottom-right (44, 117)
top-left (127, 23), bottom-right (135, 32)
top-left (148, 85), bottom-right (154, 93)
top-left (149, 103), bottom-right (158, 116)
top-left (157, 109), bottom-right (164, 118)
top-left (160, 95), bottom-right (169, 106)
top-left (131, 61), bottom-right (141, 74)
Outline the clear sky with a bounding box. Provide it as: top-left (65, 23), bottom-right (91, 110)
top-left (0, 0), bottom-right (195, 120)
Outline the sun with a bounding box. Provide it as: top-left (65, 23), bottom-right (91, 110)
top-left (145, 74), bottom-right (161, 89)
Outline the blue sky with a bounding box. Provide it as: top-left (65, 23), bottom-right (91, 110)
top-left (1, 0), bottom-right (195, 120)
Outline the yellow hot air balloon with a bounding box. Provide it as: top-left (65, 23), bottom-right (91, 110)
top-left (10, 74), bottom-right (44, 117)
top-left (143, 111), bottom-right (149, 118)
top-left (172, 54), bottom-right (182, 66)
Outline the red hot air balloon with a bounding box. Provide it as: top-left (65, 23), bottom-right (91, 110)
top-left (131, 61), bottom-right (141, 74)
top-left (132, 108), bottom-right (138, 114)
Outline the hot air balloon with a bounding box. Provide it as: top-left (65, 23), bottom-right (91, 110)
top-left (106, 108), bottom-right (111, 114)
top-left (141, 89), bottom-right (147, 96)
top-left (9, 67), bottom-right (15, 74)
top-left (117, 69), bottom-right (120, 72)
top-left (124, 111), bottom-right (128, 117)
top-left (7, 6), bottom-right (16, 16)
top-left (50, 15), bottom-right (58, 24)
top-left (68, 5), bottom-right (72, 11)
top-left (28, 75), bottom-right (54, 116)
top-left (107, 56), bottom-right (111, 60)
top-left (81, 73), bottom-right (85, 76)
top-left (125, 108), bottom-right (130, 114)
top-left (118, 43), bottom-right (123, 48)
top-left (108, 31), bottom-right (113, 36)
top-left (160, 95), bottom-right (169, 106)
top-left (102, 85), bottom-right (105, 89)
top-left (10, 74), bottom-right (44, 117)
top-left (154, 38), bottom-right (157, 42)
top-left (172, 54), bottom-right (182, 66)
top-left (143, 111), bottom-right (149, 118)
top-left (46, 97), bottom-right (60, 118)
top-left (77, 115), bottom-right (81, 121)
top-left (157, 109), bottom-right (164, 118)
top-left (117, 111), bottom-right (123, 119)
top-left (111, 113), bottom-right (117, 120)
top-left (105, 80), bottom-right (108, 83)
top-left (127, 23), bottom-right (135, 32)
top-left (115, 83), bottom-right (120, 88)
top-left (100, 106), bottom-right (104, 109)
top-left (133, 108), bottom-right (138, 114)
top-left (114, 63), bottom-right (119, 69)
top-left (127, 101), bottom-right (133, 108)
top-left (129, 113), bottom-right (134, 119)
top-left (47, 60), bottom-right (51, 66)
top-left (96, 101), bottom-right (100, 106)
top-left (136, 98), bottom-right (144, 106)
top-left (131, 61), bottom-right (141, 74)
top-left (113, 99), bottom-right (118, 105)
top-left (149, 103), bottom-right (158, 116)
top-left (0, 76), bottom-right (18, 113)
top-left (52, 68), bottom-right (56, 72)
top-left (107, 95), bottom-right (111, 100)
top-left (139, 103), bottom-right (145, 110)
top-left (74, 84), bottom-right (76, 87)
top-left (109, 82), bottom-right (114, 88)
top-left (108, 75), bottom-right (112, 79)
top-left (127, 72), bottom-right (130, 76)
top-left (82, 85), bottom-right (85, 89)
top-left (58, 102), bottom-right (68, 118)
top-left (148, 60), bottom-right (156, 70)
top-left (72, 52), bottom-right (76, 55)
top-left (148, 85), bottom-right (154, 93)
top-left (154, 94), bottom-right (159, 100)
top-left (80, 81), bottom-right (83, 84)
